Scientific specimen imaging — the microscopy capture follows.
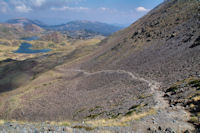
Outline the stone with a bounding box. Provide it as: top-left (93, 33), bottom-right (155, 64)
top-left (165, 128), bottom-right (176, 133)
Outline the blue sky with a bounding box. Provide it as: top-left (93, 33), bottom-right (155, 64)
top-left (0, 0), bottom-right (163, 26)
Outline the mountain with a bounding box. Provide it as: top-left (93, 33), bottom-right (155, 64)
top-left (0, 18), bottom-right (44, 39)
top-left (5, 18), bottom-right (44, 33)
top-left (44, 20), bottom-right (123, 36)
top-left (5, 18), bottom-right (122, 38)
top-left (80, 0), bottom-right (200, 129)
top-left (6, 18), bottom-right (46, 27)
top-left (82, 0), bottom-right (200, 83)
top-left (0, 24), bottom-right (24, 39)
top-left (0, 0), bottom-right (199, 132)
top-left (0, 24), bottom-right (43, 39)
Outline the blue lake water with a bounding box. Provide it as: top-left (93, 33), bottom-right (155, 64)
top-left (15, 43), bottom-right (51, 54)
top-left (15, 36), bottom-right (51, 54)
top-left (21, 36), bottom-right (40, 41)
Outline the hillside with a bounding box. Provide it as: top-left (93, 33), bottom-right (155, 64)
top-left (40, 32), bottom-right (65, 43)
top-left (0, 18), bottom-right (44, 39)
top-left (0, 0), bottom-right (199, 132)
top-left (6, 18), bottom-right (44, 33)
top-left (81, 0), bottom-right (200, 84)
top-left (0, 24), bottom-right (42, 39)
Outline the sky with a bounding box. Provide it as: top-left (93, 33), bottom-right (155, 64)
top-left (0, 0), bottom-right (163, 26)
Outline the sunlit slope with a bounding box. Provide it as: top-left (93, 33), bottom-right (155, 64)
top-left (0, 1), bottom-right (199, 132)
top-left (81, 0), bottom-right (200, 85)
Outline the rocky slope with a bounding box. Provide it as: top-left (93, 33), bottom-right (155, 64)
top-left (81, 0), bottom-right (200, 83)
top-left (0, 0), bottom-right (199, 132)
top-left (40, 32), bottom-right (65, 43)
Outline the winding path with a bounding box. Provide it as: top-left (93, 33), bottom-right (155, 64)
top-left (62, 69), bottom-right (193, 130)
top-left (64, 69), bottom-right (169, 109)
top-left (0, 68), bottom-right (194, 132)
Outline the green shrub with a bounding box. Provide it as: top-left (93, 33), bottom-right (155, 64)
top-left (166, 86), bottom-right (178, 93)
top-left (189, 116), bottom-right (199, 123)
top-left (189, 79), bottom-right (200, 88)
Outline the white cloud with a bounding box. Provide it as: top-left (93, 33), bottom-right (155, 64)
top-left (51, 6), bottom-right (89, 11)
top-left (99, 7), bottom-right (108, 11)
top-left (78, 7), bottom-right (89, 10)
top-left (136, 6), bottom-right (149, 12)
top-left (33, 0), bottom-right (46, 7)
top-left (0, 0), bottom-right (86, 13)
top-left (98, 7), bottom-right (118, 13)
top-left (16, 4), bottom-right (32, 13)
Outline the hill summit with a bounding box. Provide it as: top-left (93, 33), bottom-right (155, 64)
top-left (0, 0), bottom-right (199, 132)
top-left (6, 18), bottom-right (46, 27)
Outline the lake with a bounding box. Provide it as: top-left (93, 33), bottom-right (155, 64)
top-left (21, 36), bottom-right (40, 41)
top-left (15, 36), bottom-right (51, 54)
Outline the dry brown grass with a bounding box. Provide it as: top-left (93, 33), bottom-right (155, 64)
top-left (72, 38), bottom-right (101, 46)
top-left (0, 109), bottom-right (156, 131)
top-left (0, 44), bottom-right (19, 60)
top-left (0, 41), bottom-right (101, 119)
top-left (100, 130), bottom-right (113, 133)
top-left (0, 120), bottom-right (5, 125)
top-left (192, 96), bottom-right (200, 102)
top-left (0, 42), bottom-right (39, 61)
top-left (86, 109), bottom-right (156, 127)
top-left (0, 38), bottom-right (101, 61)
top-left (0, 119), bottom-right (29, 125)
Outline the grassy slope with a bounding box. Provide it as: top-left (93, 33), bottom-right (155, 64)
top-left (0, 0), bottom-right (199, 132)
top-left (0, 37), bottom-right (101, 92)
top-left (0, 38), bottom-right (101, 60)
top-left (0, 36), bottom-right (102, 123)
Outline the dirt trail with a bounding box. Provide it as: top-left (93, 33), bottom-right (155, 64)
top-left (0, 68), bottom-right (194, 132)
top-left (64, 69), bottom-right (169, 109)
top-left (61, 68), bottom-right (193, 131)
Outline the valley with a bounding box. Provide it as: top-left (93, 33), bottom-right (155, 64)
top-left (0, 0), bottom-right (199, 132)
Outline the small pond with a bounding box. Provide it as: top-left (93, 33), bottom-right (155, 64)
top-left (15, 36), bottom-right (51, 54)
top-left (15, 43), bottom-right (51, 54)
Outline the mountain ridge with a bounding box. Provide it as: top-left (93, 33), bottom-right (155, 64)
top-left (5, 18), bottom-right (122, 36)
top-left (43, 20), bottom-right (123, 36)
top-left (6, 18), bottom-right (46, 27)
top-left (0, 0), bottom-right (199, 132)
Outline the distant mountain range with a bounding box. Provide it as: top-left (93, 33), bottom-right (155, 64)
top-left (5, 18), bottom-right (123, 36)
top-left (0, 0), bottom-right (200, 132)
top-left (43, 20), bottom-right (123, 36)
top-left (6, 18), bottom-right (46, 27)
